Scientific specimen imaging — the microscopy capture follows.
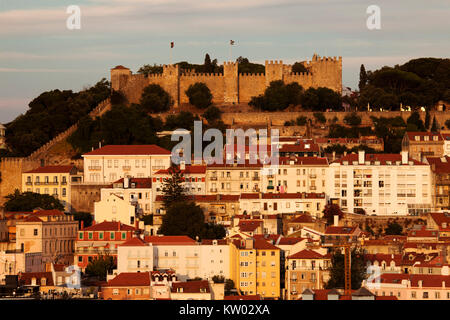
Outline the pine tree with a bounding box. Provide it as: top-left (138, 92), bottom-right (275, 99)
top-left (431, 116), bottom-right (439, 132)
top-left (204, 53), bottom-right (213, 73)
top-left (358, 64), bottom-right (367, 92)
top-left (161, 165), bottom-right (186, 209)
top-left (325, 248), bottom-right (367, 290)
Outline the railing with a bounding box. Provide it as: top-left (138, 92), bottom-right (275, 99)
top-left (88, 166), bottom-right (101, 171)
top-left (210, 188), bottom-right (217, 192)
top-left (25, 182), bottom-right (32, 185)
top-left (310, 186), bottom-right (317, 190)
top-left (252, 177), bottom-right (259, 181)
top-left (267, 186), bottom-right (274, 190)
top-left (210, 177), bottom-right (218, 181)
top-left (122, 166), bottom-right (131, 171)
top-left (309, 174), bottom-right (317, 178)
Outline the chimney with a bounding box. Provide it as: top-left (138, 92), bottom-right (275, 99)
top-left (333, 215), bottom-right (339, 227)
top-left (117, 221), bottom-right (120, 230)
top-left (92, 220), bottom-right (96, 226)
top-left (442, 281), bottom-right (446, 288)
top-left (358, 150), bottom-right (365, 165)
top-left (124, 177), bottom-right (129, 188)
top-left (180, 161), bottom-right (186, 171)
top-left (135, 218), bottom-right (139, 230)
top-left (401, 151), bottom-right (408, 165)
top-left (418, 280), bottom-right (423, 288)
top-left (332, 151), bottom-right (336, 161)
top-left (81, 220), bottom-right (84, 230)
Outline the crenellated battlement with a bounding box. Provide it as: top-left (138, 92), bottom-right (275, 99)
top-left (111, 53), bottom-right (342, 106)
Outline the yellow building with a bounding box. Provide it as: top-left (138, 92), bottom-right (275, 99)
top-left (230, 237), bottom-right (281, 299)
top-left (22, 165), bottom-right (81, 212)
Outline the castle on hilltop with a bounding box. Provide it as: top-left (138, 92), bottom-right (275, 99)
top-left (111, 54), bottom-right (342, 107)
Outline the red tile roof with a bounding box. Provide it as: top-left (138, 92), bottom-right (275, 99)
top-left (20, 272), bottom-right (54, 286)
top-left (280, 143), bottom-right (320, 153)
top-left (23, 216), bottom-right (43, 223)
top-left (364, 253), bottom-right (403, 265)
top-left (112, 65), bottom-right (129, 70)
top-left (110, 177), bottom-right (152, 189)
top-left (289, 214), bottom-right (315, 224)
top-left (374, 273), bottom-right (450, 288)
top-left (155, 165), bottom-right (206, 175)
top-left (171, 280), bottom-right (210, 293)
top-left (24, 165), bottom-right (75, 174)
top-left (83, 221), bottom-right (136, 232)
top-left (83, 145), bottom-right (171, 156)
top-left (119, 237), bottom-right (148, 247)
top-left (426, 156), bottom-right (450, 174)
top-left (238, 220), bottom-right (262, 232)
top-left (278, 156), bottom-right (328, 165)
top-left (34, 209), bottom-right (65, 217)
top-left (406, 132), bottom-right (443, 141)
top-left (103, 272), bottom-right (151, 287)
top-left (144, 235), bottom-right (196, 245)
top-left (287, 249), bottom-right (325, 259)
top-left (407, 226), bottom-right (439, 238)
top-left (429, 212), bottom-right (450, 231)
top-left (332, 153), bottom-right (426, 165)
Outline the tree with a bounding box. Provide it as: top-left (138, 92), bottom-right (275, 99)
top-left (301, 87), bottom-right (342, 111)
top-left (85, 255), bottom-right (116, 281)
top-left (4, 190), bottom-right (64, 212)
top-left (236, 57), bottom-right (265, 74)
top-left (70, 212), bottom-right (93, 229)
top-left (325, 248), bottom-right (367, 290)
top-left (285, 83), bottom-right (303, 106)
top-left (446, 119), bottom-right (450, 129)
top-left (313, 112), bottom-right (326, 124)
top-left (202, 106), bottom-right (222, 123)
top-left (263, 80), bottom-right (289, 111)
top-left (137, 64), bottom-right (163, 76)
top-left (385, 221), bottom-right (403, 235)
top-left (110, 90), bottom-right (126, 106)
top-left (359, 64), bottom-right (368, 92)
top-left (406, 111), bottom-right (426, 131)
top-left (212, 275), bottom-right (225, 283)
top-left (344, 112), bottom-right (362, 126)
top-left (159, 202), bottom-right (205, 239)
top-left (225, 279), bottom-right (235, 294)
top-left (296, 116), bottom-right (308, 126)
top-left (140, 84), bottom-right (173, 113)
top-left (201, 223), bottom-right (226, 239)
top-left (292, 62), bottom-right (308, 74)
top-left (322, 203), bottom-right (344, 226)
top-left (431, 116), bottom-right (439, 132)
top-left (161, 165), bottom-right (186, 209)
top-left (185, 82), bottom-right (213, 109)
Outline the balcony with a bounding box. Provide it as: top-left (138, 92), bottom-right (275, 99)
top-left (122, 166), bottom-right (131, 171)
top-left (309, 174), bottom-right (317, 179)
top-left (252, 177), bottom-right (259, 181)
top-left (61, 181), bottom-right (67, 185)
top-left (25, 182), bottom-right (32, 185)
top-left (310, 186), bottom-right (317, 191)
top-left (210, 188), bottom-right (217, 192)
top-left (267, 175), bottom-right (274, 178)
top-left (210, 177), bottom-right (218, 181)
top-left (267, 186), bottom-right (274, 190)
top-left (88, 166), bottom-right (101, 171)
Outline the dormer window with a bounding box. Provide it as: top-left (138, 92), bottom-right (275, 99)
top-left (415, 136), bottom-right (420, 141)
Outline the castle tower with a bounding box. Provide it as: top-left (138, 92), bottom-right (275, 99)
top-left (224, 61), bottom-right (239, 104)
top-left (309, 56), bottom-right (342, 94)
top-left (110, 65), bottom-right (132, 92)
top-left (162, 64), bottom-right (180, 107)
top-left (265, 60), bottom-right (284, 87)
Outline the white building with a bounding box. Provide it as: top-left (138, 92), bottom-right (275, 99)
top-left (261, 157), bottom-right (329, 194)
top-left (443, 132), bottom-right (450, 157)
top-left (153, 164), bottom-right (206, 196)
top-left (115, 236), bottom-right (230, 281)
top-left (100, 177), bottom-right (153, 216)
top-left (239, 193), bottom-right (327, 218)
top-left (82, 145), bottom-right (171, 184)
top-left (94, 193), bottom-right (137, 226)
top-left (327, 150), bottom-right (433, 215)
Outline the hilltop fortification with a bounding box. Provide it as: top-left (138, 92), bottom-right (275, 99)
top-left (112, 54), bottom-right (343, 107)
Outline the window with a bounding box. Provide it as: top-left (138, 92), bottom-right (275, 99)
top-left (121, 232), bottom-right (126, 240)
top-left (88, 232), bottom-right (93, 240)
top-left (33, 229), bottom-right (38, 236)
top-left (110, 232), bottom-right (115, 240)
top-left (79, 232), bottom-right (83, 240)
top-left (99, 232), bottom-right (104, 240)
top-left (423, 292), bottom-right (429, 299)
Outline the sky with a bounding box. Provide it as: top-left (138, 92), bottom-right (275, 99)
top-left (0, 0), bottom-right (449, 123)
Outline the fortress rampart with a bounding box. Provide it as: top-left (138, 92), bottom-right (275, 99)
top-left (112, 54), bottom-right (343, 107)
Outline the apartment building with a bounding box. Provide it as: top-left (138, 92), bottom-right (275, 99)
top-left (365, 274), bottom-right (450, 300)
top-left (75, 221), bottom-right (138, 270)
top-left (230, 237), bottom-right (281, 299)
top-left (316, 136), bottom-right (384, 153)
top-left (99, 177), bottom-right (153, 218)
top-left (443, 132), bottom-right (450, 156)
top-left (206, 162), bottom-right (262, 195)
top-left (239, 193), bottom-right (327, 218)
top-left (426, 156), bottom-right (450, 211)
top-left (285, 249), bottom-right (330, 300)
top-left (262, 157), bottom-right (328, 194)
top-left (22, 165), bottom-right (81, 212)
top-left (15, 210), bottom-right (78, 265)
top-left (153, 164), bottom-right (206, 196)
top-left (328, 150), bottom-right (433, 215)
top-left (82, 145), bottom-right (171, 184)
top-left (94, 194), bottom-right (137, 226)
top-left (402, 132), bottom-right (444, 161)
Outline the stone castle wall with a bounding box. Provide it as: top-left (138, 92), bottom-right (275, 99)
top-left (112, 55), bottom-right (343, 107)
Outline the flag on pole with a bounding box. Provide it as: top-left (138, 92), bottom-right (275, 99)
top-left (230, 40), bottom-right (235, 45)
top-left (170, 41), bottom-right (174, 48)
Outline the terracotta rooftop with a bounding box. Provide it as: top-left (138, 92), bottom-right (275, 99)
top-left (103, 272), bottom-right (151, 287)
top-left (406, 132), bottom-right (443, 141)
top-left (83, 145), bottom-right (171, 156)
top-left (332, 153), bottom-right (426, 165)
top-left (24, 165), bottom-right (75, 174)
top-left (144, 235), bottom-right (196, 245)
top-left (426, 156), bottom-right (450, 174)
top-left (154, 165), bottom-right (206, 175)
top-left (325, 226), bottom-right (359, 235)
top-left (109, 177), bottom-right (152, 189)
top-left (287, 249), bottom-right (326, 259)
top-left (171, 280), bottom-right (210, 293)
top-left (20, 272), bottom-right (54, 286)
top-left (238, 220), bottom-right (262, 232)
top-left (278, 156), bottom-right (328, 166)
top-left (82, 221), bottom-right (136, 232)
top-left (119, 237), bottom-right (149, 247)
